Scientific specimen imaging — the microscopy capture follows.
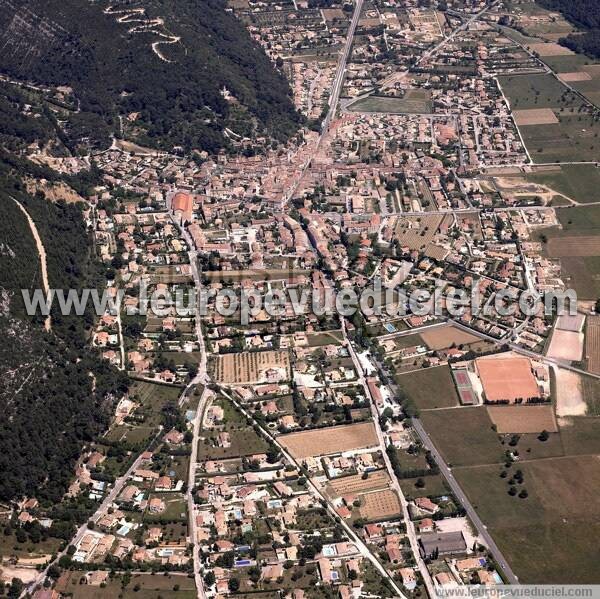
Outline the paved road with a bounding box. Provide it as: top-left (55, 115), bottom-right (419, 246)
top-left (374, 349), bottom-right (520, 585)
top-left (217, 386), bottom-right (408, 599)
top-left (24, 430), bottom-right (162, 596)
top-left (341, 320), bottom-right (437, 598)
top-left (185, 387), bottom-right (211, 599)
top-left (411, 419), bottom-right (519, 584)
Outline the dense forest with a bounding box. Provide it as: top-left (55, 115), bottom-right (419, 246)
top-left (0, 95), bottom-right (128, 502)
top-left (0, 0), bottom-right (302, 152)
top-left (538, 0), bottom-right (600, 58)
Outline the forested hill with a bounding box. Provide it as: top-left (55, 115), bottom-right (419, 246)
top-left (0, 92), bottom-right (128, 503)
top-left (0, 0), bottom-right (302, 152)
top-left (538, 0), bottom-right (600, 58)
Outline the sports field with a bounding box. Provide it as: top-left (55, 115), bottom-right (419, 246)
top-left (279, 422), bottom-right (378, 459)
top-left (476, 356), bottom-right (539, 402)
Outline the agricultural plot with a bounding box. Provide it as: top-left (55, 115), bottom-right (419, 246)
top-left (348, 89), bottom-right (432, 114)
top-left (393, 214), bottom-right (446, 251)
top-left (419, 325), bottom-right (479, 351)
top-left (419, 407), bottom-right (503, 466)
top-left (525, 164), bottom-right (600, 204)
top-left (513, 108), bottom-right (558, 125)
top-left (327, 470), bottom-right (390, 496)
top-left (211, 350), bottom-right (291, 384)
top-left (584, 315), bottom-right (600, 375)
top-left (486, 405), bottom-right (557, 434)
top-left (279, 422), bottom-right (378, 459)
top-left (56, 572), bottom-right (196, 599)
top-left (547, 237), bottom-right (600, 258)
top-left (395, 366), bottom-right (459, 410)
top-left (455, 455), bottom-right (600, 583)
top-left (359, 489), bottom-right (401, 520)
top-left (498, 73), bottom-right (577, 109)
top-left (520, 113), bottom-right (600, 163)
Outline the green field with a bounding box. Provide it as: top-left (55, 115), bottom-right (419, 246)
top-left (499, 73), bottom-right (578, 109)
top-left (455, 455), bottom-right (600, 583)
top-left (144, 493), bottom-right (187, 523)
top-left (498, 73), bottom-right (600, 162)
top-left (398, 474), bottom-right (449, 500)
top-left (197, 427), bottom-right (268, 460)
top-left (534, 205), bottom-right (600, 298)
top-left (418, 402), bottom-right (600, 582)
top-left (349, 90), bottom-right (432, 114)
top-left (57, 572), bottom-right (196, 599)
top-left (521, 113), bottom-right (600, 163)
top-left (525, 165), bottom-right (600, 204)
top-left (419, 406), bottom-right (505, 466)
top-left (395, 366), bottom-right (459, 410)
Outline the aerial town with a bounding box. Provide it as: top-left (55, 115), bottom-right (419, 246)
top-left (2, 0), bottom-right (600, 597)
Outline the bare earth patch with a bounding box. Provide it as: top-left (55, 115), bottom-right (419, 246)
top-left (546, 236), bottom-right (600, 258)
top-left (279, 422), bottom-right (378, 459)
top-left (419, 325), bottom-right (479, 351)
top-left (486, 405), bottom-right (557, 433)
top-left (558, 72), bottom-right (592, 83)
top-left (529, 42), bottom-right (575, 56)
top-left (359, 489), bottom-right (401, 520)
top-left (513, 108), bottom-right (559, 126)
top-left (547, 329), bottom-right (583, 362)
top-left (553, 366), bottom-right (586, 417)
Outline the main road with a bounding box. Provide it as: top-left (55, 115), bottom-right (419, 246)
top-left (372, 348), bottom-right (520, 585)
top-left (410, 419), bottom-right (519, 584)
top-left (341, 319), bottom-right (438, 598)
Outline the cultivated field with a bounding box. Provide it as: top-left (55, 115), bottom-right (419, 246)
top-left (348, 89), bottom-right (432, 114)
top-left (486, 405), bottom-right (557, 433)
top-left (327, 470), bottom-right (390, 496)
top-left (528, 42), bottom-right (574, 56)
top-left (395, 365), bottom-right (459, 409)
top-left (585, 315), bottom-right (600, 375)
top-left (394, 214), bottom-right (445, 251)
top-left (359, 489), bottom-right (401, 520)
top-left (513, 108), bottom-right (558, 125)
top-left (546, 236), bottom-right (600, 258)
top-left (419, 407), bottom-right (503, 466)
top-left (279, 422), bottom-right (378, 459)
top-left (455, 455), bottom-right (600, 583)
top-left (419, 325), bottom-right (479, 351)
top-left (558, 72), bottom-right (592, 83)
top-left (211, 350), bottom-right (291, 384)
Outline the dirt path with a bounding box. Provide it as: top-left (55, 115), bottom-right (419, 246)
top-left (12, 198), bottom-right (51, 332)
